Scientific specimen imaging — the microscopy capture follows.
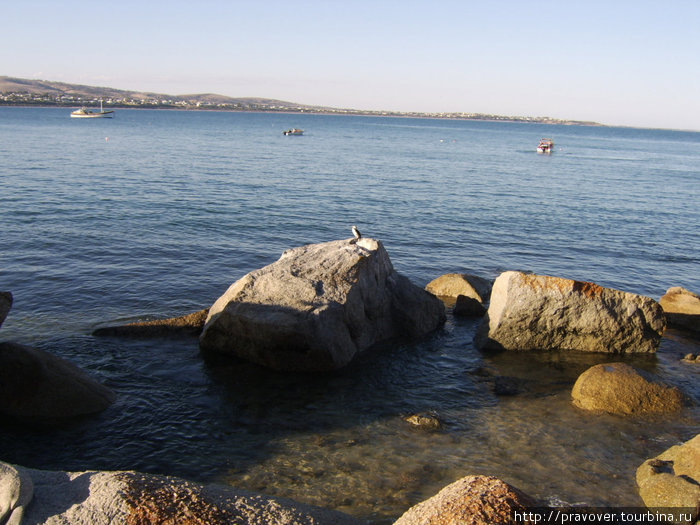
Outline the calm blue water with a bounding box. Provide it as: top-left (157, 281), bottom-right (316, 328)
top-left (1, 107), bottom-right (698, 522)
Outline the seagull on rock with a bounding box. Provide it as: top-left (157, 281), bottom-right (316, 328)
top-left (352, 225), bottom-right (362, 241)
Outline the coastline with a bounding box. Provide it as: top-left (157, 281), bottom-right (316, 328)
top-left (0, 101), bottom-right (603, 126)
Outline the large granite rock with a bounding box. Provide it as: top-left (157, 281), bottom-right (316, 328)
top-left (474, 271), bottom-right (665, 353)
top-left (393, 475), bottom-right (536, 525)
top-left (659, 286), bottom-right (700, 334)
top-left (200, 238), bottom-right (445, 371)
top-left (17, 466), bottom-right (362, 525)
top-left (571, 362), bottom-right (687, 415)
top-left (636, 434), bottom-right (700, 524)
top-left (0, 342), bottom-right (115, 421)
top-left (0, 292), bottom-right (12, 330)
top-left (93, 308), bottom-right (209, 338)
top-left (0, 462), bottom-right (33, 525)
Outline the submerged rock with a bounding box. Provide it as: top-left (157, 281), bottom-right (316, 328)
top-left (474, 271), bottom-right (665, 353)
top-left (659, 286), bottom-right (700, 334)
top-left (636, 434), bottom-right (700, 524)
top-left (93, 308), bottom-right (209, 338)
top-left (571, 362), bottom-right (687, 415)
top-left (17, 466), bottom-right (362, 525)
top-left (200, 238), bottom-right (445, 371)
top-left (0, 341), bottom-right (115, 421)
top-left (0, 291), bottom-right (11, 330)
top-left (393, 475), bottom-right (536, 525)
top-left (403, 412), bottom-right (443, 431)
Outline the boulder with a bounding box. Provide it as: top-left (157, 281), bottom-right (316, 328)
top-left (18, 466), bottom-right (362, 525)
top-left (93, 308), bottom-right (209, 338)
top-left (474, 271), bottom-right (665, 353)
top-left (200, 238), bottom-right (445, 371)
top-left (0, 291), bottom-right (11, 330)
top-left (393, 475), bottom-right (536, 525)
top-left (659, 286), bottom-right (700, 334)
top-left (636, 434), bottom-right (700, 524)
top-left (0, 462), bottom-right (33, 525)
top-left (425, 273), bottom-right (492, 303)
top-left (0, 342), bottom-right (115, 421)
top-left (571, 362), bottom-right (687, 415)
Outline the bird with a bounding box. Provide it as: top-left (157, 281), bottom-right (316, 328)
top-left (352, 225), bottom-right (362, 240)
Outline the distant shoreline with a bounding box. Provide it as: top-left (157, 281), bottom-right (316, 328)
top-left (0, 102), bottom-right (603, 127)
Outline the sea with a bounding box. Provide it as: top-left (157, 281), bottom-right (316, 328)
top-left (1, 107), bottom-right (698, 522)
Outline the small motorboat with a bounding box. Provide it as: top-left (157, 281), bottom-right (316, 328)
top-left (537, 138), bottom-right (554, 154)
top-left (71, 99), bottom-right (114, 118)
top-left (283, 128), bottom-right (304, 136)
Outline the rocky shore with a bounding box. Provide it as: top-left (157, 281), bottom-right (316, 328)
top-left (2, 236), bottom-right (699, 524)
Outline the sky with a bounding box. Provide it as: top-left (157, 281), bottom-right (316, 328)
top-left (3, 0), bottom-right (699, 130)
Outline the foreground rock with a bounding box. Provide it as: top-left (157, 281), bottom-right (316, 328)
top-left (0, 462), bottom-right (33, 525)
top-left (474, 271), bottom-right (665, 353)
top-left (636, 434), bottom-right (700, 524)
top-left (393, 475), bottom-right (536, 525)
top-left (659, 286), bottom-right (700, 334)
top-left (571, 362), bottom-right (687, 415)
top-left (93, 308), bottom-right (209, 338)
top-left (10, 465), bottom-right (362, 525)
top-left (0, 291), bottom-right (11, 330)
top-left (200, 238), bottom-right (445, 371)
top-left (0, 342), bottom-right (115, 421)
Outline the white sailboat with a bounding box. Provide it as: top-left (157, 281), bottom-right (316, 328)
top-left (71, 99), bottom-right (114, 118)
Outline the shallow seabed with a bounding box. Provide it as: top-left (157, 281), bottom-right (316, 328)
top-left (0, 108), bottom-right (698, 523)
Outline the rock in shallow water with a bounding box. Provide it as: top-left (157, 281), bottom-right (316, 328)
top-left (659, 286), bottom-right (700, 335)
top-left (200, 238), bottom-right (445, 371)
top-left (0, 341), bottom-right (115, 421)
top-left (474, 271), bottom-right (665, 354)
top-left (425, 273), bottom-right (492, 303)
top-left (92, 308), bottom-right (209, 338)
top-left (571, 362), bottom-right (687, 415)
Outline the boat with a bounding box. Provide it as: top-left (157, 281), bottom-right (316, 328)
top-left (537, 138), bottom-right (554, 154)
top-left (71, 100), bottom-right (114, 118)
top-left (283, 128), bottom-right (303, 136)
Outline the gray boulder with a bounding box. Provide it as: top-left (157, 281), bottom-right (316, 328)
top-left (636, 434), bottom-right (699, 524)
top-left (0, 462), bottom-right (33, 525)
top-left (571, 362), bottom-right (687, 415)
top-left (659, 286), bottom-right (700, 334)
top-left (200, 238), bottom-right (445, 371)
top-left (474, 271), bottom-right (665, 353)
top-left (0, 292), bottom-right (12, 330)
top-left (393, 475), bottom-right (536, 525)
top-left (0, 342), bottom-right (115, 421)
top-left (20, 466), bottom-right (362, 525)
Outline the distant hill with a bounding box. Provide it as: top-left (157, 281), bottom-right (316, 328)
top-left (0, 75), bottom-right (602, 126)
top-left (0, 76), bottom-right (325, 110)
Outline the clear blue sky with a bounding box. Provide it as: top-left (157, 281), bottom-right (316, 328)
top-left (4, 0), bottom-right (699, 130)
